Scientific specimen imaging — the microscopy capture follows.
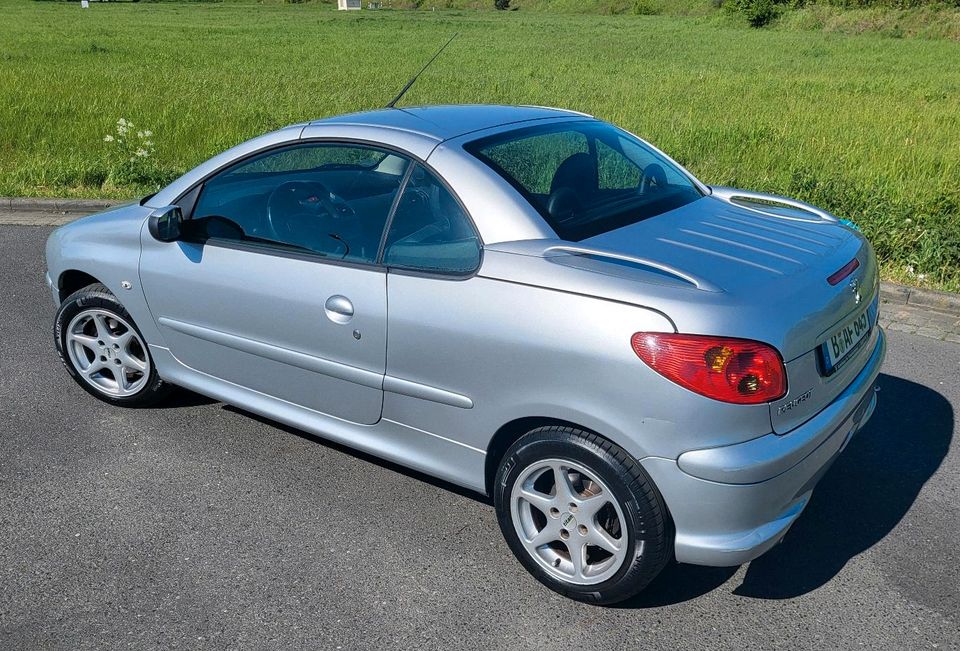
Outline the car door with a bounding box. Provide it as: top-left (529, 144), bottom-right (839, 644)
top-left (139, 141), bottom-right (411, 425)
top-left (379, 163), bottom-right (483, 417)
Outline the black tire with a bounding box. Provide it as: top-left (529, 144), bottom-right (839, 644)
top-left (494, 425), bottom-right (671, 605)
top-left (54, 282), bottom-right (172, 407)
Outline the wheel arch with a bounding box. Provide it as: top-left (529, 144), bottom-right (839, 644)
top-left (57, 269), bottom-right (103, 303)
top-left (485, 416), bottom-right (628, 497)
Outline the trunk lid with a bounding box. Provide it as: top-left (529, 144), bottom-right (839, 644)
top-left (578, 193), bottom-right (880, 431)
top-left (582, 195), bottom-right (856, 297)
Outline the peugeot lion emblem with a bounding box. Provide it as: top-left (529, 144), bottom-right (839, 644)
top-left (849, 278), bottom-right (862, 305)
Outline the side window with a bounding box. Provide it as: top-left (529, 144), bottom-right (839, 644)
top-left (383, 165), bottom-right (481, 274)
top-left (190, 143), bottom-right (409, 264)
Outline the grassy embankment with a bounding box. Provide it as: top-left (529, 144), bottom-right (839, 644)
top-left (1, 1), bottom-right (958, 288)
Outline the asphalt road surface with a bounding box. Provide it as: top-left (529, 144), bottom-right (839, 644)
top-left (1, 225), bottom-right (958, 650)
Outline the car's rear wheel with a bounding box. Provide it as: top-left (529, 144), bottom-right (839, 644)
top-left (55, 283), bottom-right (171, 407)
top-left (494, 425), bottom-right (671, 605)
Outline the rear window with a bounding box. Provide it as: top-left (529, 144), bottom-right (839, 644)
top-left (465, 121), bottom-right (703, 241)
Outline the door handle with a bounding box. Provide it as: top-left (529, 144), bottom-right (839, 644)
top-left (324, 295), bottom-right (354, 324)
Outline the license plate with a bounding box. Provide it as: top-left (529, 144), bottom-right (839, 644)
top-left (822, 306), bottom-right (871, 371)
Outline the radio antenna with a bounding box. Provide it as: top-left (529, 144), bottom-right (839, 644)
top-left (385, 32), bottom-right (459, 109)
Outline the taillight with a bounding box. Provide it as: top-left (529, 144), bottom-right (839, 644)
top-left (631, 333), bottom-right (786, 404)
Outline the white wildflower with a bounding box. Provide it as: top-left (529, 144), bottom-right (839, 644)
top-left (103, 135), bottom-right (114, 142)
top-left (918, 274), bottom-right (927, 281)
top-left (143, 130), bottom-right (153, 138)
top-left (906, 265), bottom-right (915, 275)
top-left (137, 130), bottom-right (144, 139)
top-left (905, 218), bottom-right (913, 223)
top-left (117, 118), bottom-right (127, 126)
top-left (135, 148), bottom-right (149, 158)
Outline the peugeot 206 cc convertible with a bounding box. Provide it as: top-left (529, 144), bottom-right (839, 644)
top-left (46, 105), bottom-right (885, 604)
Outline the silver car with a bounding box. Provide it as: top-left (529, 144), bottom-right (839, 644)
top-left (46, 105), bottom-right (885, 604)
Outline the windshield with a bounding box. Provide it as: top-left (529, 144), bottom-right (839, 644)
top-left (465, 121), bottom-right (703, 241)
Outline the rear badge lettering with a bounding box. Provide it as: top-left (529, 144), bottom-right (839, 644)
top-left (777, 389), bottom-right (813, 416)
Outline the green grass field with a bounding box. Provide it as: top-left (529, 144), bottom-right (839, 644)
top-left (1, 1), bottom-right (959, 288)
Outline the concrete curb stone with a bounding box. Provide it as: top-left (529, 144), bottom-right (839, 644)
top-left (5, 197), bottom-right (124, 213)
top-left (879, 282), bottom-right (960, 317)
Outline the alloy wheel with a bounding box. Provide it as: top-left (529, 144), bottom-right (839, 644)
top-left (65, 309), bottom-right (151, 397)
top-left (510, 458), bottom-right (628, 585)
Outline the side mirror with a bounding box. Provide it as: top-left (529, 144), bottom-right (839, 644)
top-left (147, 206), bottom-right (183, 242)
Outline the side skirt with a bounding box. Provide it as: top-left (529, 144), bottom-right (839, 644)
top-left (149, 345), bottom-right (487, 494)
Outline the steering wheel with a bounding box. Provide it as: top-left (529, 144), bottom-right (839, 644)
top-left (639, 163), bottom-right (668, 195)
top-left (266, 180), bottom-right (341, 242)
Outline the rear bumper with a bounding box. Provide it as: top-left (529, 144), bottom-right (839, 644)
top-left (642, 327), bottom-right (886, 566)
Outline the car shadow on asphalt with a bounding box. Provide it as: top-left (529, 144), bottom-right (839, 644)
top-left (622, 372), bottom-right (953, 608)
top-left (214, 372), bottom-right (951, 608)
top-left (221, 405), bottom-right (492, 505)
top-left (153, 388), bottom-right (219, 409)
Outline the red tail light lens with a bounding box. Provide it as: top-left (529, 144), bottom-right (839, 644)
top-left (631, 333), bottom-right (787, 404)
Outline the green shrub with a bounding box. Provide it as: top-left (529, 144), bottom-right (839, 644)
top-left (726, 0), bottom-right (778, 26)
top-left (633, 0), bottom-right (659, 15)
top-left (723, 0), bottom-right (960, 26)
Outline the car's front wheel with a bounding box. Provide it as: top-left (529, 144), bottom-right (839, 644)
top-left (494, 426), bottom-right (671, 605)
top-left (55, 283), bottom-right (171, 407)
